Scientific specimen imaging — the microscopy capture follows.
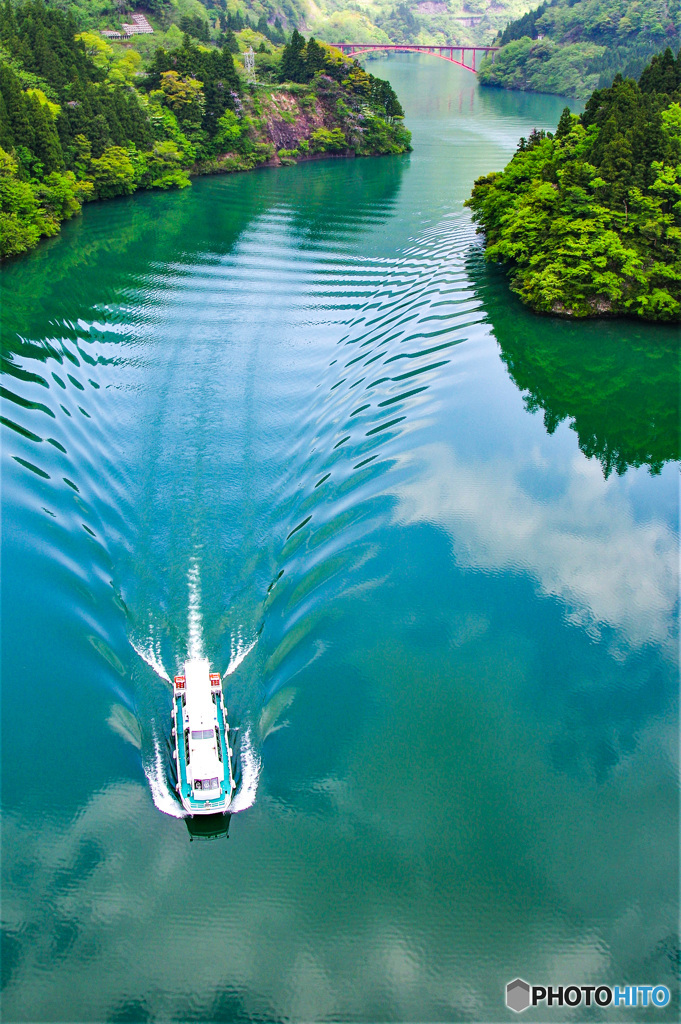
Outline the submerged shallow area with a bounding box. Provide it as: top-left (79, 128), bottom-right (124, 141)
top-left (1, 55), bottom-right (678, 1022)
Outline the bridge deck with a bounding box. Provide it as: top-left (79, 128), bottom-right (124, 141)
top-left (327, 42), bottom-right (498, 73)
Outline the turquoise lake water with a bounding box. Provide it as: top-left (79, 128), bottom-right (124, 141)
top-left (1, 56), bottom-right (678, 1022)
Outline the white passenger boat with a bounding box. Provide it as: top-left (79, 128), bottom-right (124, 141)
top-left (172, 658), bottom-right (235, 815)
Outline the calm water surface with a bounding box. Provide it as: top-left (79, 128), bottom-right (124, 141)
top-left (1, 57), bottom-right (679, 1022)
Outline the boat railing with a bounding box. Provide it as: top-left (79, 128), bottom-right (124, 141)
top-left (216, 689), bottom-right (236, 797)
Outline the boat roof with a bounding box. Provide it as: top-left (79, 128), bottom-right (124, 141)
top-left (184, 658), bottom-right (216, 730)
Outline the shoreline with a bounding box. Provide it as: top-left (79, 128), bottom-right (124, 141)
top-left (194, 143), bottom-right (413, 175)
top-left (1, 145), bottom-right (408, 264)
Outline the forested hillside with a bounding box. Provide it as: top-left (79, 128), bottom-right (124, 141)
top-left (301, 0), bottom-right (534, 48)
top-left (0, 1), bottom-right (410, 259)
top-left (38, 0), bottom-right (537, 49)
top-left (479, 0), bottom-right (681, 97)
top-left (467, 49), bottom-right (681, 321)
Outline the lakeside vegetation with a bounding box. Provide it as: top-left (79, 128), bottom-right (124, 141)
top-left (466, 49), bottom-right (681, 321)
top-left (0, 1), bottom-right (410, 259)
top-left (479, 0), bottom-right (681, 98)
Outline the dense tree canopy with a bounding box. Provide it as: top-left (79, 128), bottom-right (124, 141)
top-left (480, 0), bottom-right (681, 97)
top-left (146, 35), bottom-right (241, 144)
top-left (467, 50), bottom-right (681, 321)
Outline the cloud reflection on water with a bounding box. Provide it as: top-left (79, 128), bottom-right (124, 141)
top-left (393, 442), bottom-right (678, 656)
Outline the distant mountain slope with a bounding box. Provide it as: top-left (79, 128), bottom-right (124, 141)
top-left (479, 0), bottom-right (681, 97)
top-left (304, 0), bottom-right (536, 47)
top-left (44, 0), bottom-right (539, 48)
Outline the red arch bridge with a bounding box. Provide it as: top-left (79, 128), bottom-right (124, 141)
top-left (328, 43), bottom-right (499, 73)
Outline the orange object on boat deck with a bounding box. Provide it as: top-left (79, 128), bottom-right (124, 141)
top-left (174, 675), bottom-right (186, 688)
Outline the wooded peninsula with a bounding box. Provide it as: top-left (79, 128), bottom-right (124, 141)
top-left (467, 49), bottom-right (681, 321)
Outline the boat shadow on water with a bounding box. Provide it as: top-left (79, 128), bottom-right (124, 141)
top-left (185, 813), bottom-right (232, 842)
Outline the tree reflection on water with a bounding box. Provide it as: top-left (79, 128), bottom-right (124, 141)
top-left (474, 256), bottom-right (680, 477)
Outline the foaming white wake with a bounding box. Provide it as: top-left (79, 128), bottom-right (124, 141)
top-left (187, 557), bottom-right (204, 660)
top-left (225, 629), bottom-right (257, 676)
top-left (130, 633), bottom-right (171, 683)
top-left (144, 728), bottom-right (184, 818)
top-left (229, 727), bottom-right (261, 813)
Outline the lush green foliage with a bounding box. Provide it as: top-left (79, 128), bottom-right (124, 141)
top-left (480, 0), bottom-right (681, 97)
top-left (208, 36), bottom-right (411, 168)
top-left (0, 143), bottom-right (90, 255)
top-left (0, 1), bottom-right (409, 259)
top-left (466, 50), bottom-right (681, 320)
top-left (498, 1), bottom-right (550, 46)
top-left (0, 0), bottom-right (168, 256)
top-left (145, 35), bottom-right (241, 152)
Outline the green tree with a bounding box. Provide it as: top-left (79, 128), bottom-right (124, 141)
top-left (0, 145), bottom-right (44, 255)
top-left (27, 92), bottom-right (63, 173)
top-left (310, 126), bottom-right (346, 152)
top-left (142, 140), bottom-right (190, 189)
top-left (305, 37), bottom-right (326, 79)
top-left (158, 71), bottom-right (204, 119)
top-left (214, 107), bottom-right (243, 150)
top-left (39, 169), bottom-right (92, 219)
top-left (555, 106), bottom-right (574, 138)
top-left (280, 29), bottom-right (306, 83)
top-left (89, 145), bottom-right (137, 198)
top-left (75, 31), bottom-right (113, 71)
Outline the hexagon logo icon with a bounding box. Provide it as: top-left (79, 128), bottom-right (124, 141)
top-left (506, 978), bottom-right (531, 1013)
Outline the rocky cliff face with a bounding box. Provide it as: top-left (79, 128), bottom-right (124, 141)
top-left (202, 77), bottom-right (411, 175)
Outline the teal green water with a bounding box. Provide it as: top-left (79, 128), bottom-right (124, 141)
top-left (1, 56), bottom-right (679, 1022)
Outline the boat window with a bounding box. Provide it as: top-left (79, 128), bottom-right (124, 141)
top-left (194, 777), bottom-right (219, 791)
top-left (191, 729), bottom-right (215, 740)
